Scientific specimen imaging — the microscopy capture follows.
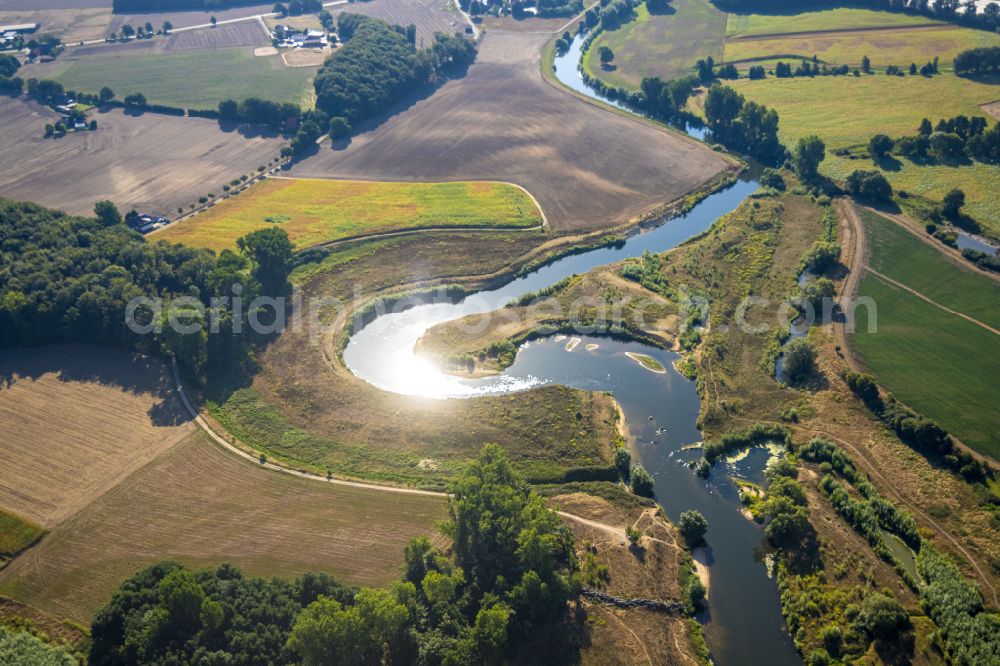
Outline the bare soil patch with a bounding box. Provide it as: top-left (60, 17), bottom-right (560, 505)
top-left (0, 345), bottom-right (194, 527)
top-left (558, 500), bottom-right (698, 665)
top-left (282, 45), bottom-right (330, 67)
top-left (0, 430), bottom-right (447, 623)
top-left (482, 14), bottom-right (574, 33)
top-left (982, 100), bottom-right (1000, 121)
top-left (0, 97), bottom-right (286, 217)
top-left (293, 31), bottom-right (729, 231)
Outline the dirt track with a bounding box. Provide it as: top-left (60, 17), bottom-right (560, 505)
top-left (293, 30), bottom-right (730, 231)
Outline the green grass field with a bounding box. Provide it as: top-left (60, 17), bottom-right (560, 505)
top-left (724, 25), bottom-right (1000, 70)
top-left (725, 7), bottom-right (940, 38)
top-left (583, 0), bottom-right (727, 89)
top-left (48, 47), bottom-right (315, 110)
top-left (852, 211), bottom-right (1000, 459)
top-left (728, 74), bottom-right (1000, 235)
top-left (157, 178), bottom-right (544, 251)
top-left (0, 510), bottom-right (44, 560)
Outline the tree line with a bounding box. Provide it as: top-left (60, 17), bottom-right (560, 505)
top-left (0, 198), bottom-right (294, 386)
top-left (88, 446), bottom-right (586, 665)
top-left (954, 45), bottom-right (1000, 75)
top-left (703, 84), bottom-right (785, 162)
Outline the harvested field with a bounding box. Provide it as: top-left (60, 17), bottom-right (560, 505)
top-left (107, 2), bottom-right (275, 33)
top-left (0, 428), bottom-right (447, 623)
top-left (292, 30), bottom-right (730, 231)
top-left (156, 177), bottom-right (542, 251)
top-left (0, 96), bottom-right (286, 218)
top-left (0, 7), bottom-right (112, 42)
top-left (338, 0), bottom-right (463, 46)
top-left (0, 344), bottom-right (447, 623)
top-left (0, 345), bottom-right (195, 527)
top-left (725, 7), bottom-right (941, 39)
top-left (262, 13), bottom-right (321, 31)
top-left (482, 14), bottom-right (574, 32)
top-left (0, 0), bottom-right (109, 7)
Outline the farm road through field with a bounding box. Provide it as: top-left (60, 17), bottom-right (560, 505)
top-left (293, 30), bottom-right (731, 231)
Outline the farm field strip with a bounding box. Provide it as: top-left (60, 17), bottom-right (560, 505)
top-left (34, 45), bottom-right (314, 110)
top-left (851, 211), bottom-right (1000, 459)
top-left (0, 346), bottom-right (196, 527)
top-left (155, 177), bottom-right (544, 251)
top-left (0, 96), bottom-right (287, 218)
top-left (0, 345), bottom-right (448, 623)
top-left (859, 209), bottom-right (1000, 330)
top-left (725, 7), bottom-right (942, 38)
top-left (293, 30), bottom-right (731, 231)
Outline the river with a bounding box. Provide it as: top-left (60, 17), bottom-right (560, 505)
top-left (340, 32), bottom-right (801, 666)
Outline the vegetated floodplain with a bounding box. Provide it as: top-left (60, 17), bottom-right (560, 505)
top-left (45, 47), bottom-right (316, 109)
top-left (584, 0), bottom-right (727, 89)
top-left (723, 24), bottom-right (1000, 70)
top-left (852, 212), bottom-right (1000, 459)
top-left (157, 178), bottom-right (543, 251)
top-left (728, 74), bottom-right (1000, 234)
top-left (724, 7), bottom-right (941, 38)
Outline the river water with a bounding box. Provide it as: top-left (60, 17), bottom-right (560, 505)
top-left (340, 32), bottom-right (801, 665)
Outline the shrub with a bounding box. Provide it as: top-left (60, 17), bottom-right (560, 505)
top-left (846, 169), bottom-right (892, 201)
top-left (781, 338), bottom-right (816, 385)
top-left (630, 463), bottom-right (654, 497)
top-left (678, 510), bottom-right (708, 546)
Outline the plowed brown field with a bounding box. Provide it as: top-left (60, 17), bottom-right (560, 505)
top-left (292, 31), bottom-right (730, 231)
top-left (0, 97), bottom-right (286, 217)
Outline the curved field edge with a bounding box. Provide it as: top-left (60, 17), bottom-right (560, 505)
top-left (154, 177), bottom-right (545, 252)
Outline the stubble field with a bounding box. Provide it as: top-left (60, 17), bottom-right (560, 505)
top-left (0, 345), bottom-right (447, 623)
top-left (0, 345), bottom-right (195, 528)
top-left (0, 96), bottom-right (286, 217)
top-left (293, 30), bottom-right (731, 231)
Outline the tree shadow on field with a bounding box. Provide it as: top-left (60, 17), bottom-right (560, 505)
top-left (873, 154), bottom-right (902, 172)
top-left (0, 343), bottom-right (192, 427)
top-left (646, 3), bottom-right (676, 17)
top-left (311, 66), bottom-right (474, 153)
top-left (510, 606), bottom-right (589, 665)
